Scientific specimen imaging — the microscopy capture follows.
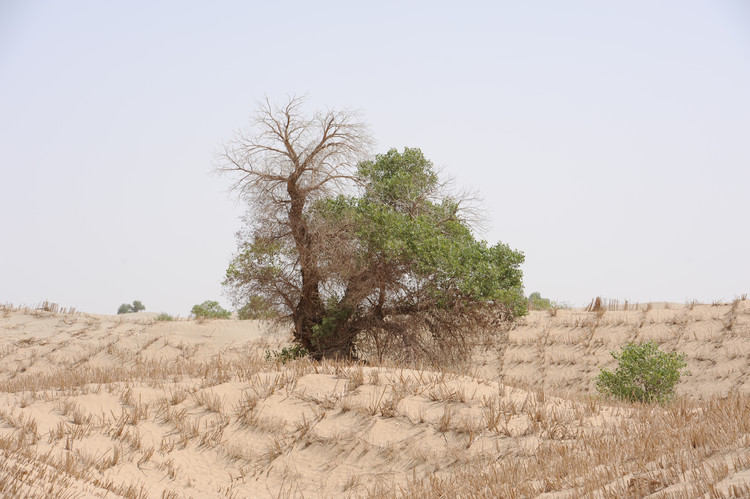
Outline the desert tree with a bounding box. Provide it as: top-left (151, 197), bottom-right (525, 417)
top-left (304, 147), bottom-right (526, 362)
top-left (117, 300), bottom-right (145, 314)
top-left (218, 97), bottom-right (525, 361)
top-left (217, 96), bottom-right (373, 351)
top-left (191, 300), bottom-right (231, 319)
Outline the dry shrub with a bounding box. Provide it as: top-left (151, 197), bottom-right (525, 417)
top-left (585, 296), bottom-right (606, 315)
top-left (373, 392), bottom-right (750, 498)
top-left (357, 305), bottom-right (514, 369)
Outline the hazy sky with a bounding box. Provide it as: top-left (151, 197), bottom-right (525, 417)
top-left (2, 1), bottom-right (749, 315)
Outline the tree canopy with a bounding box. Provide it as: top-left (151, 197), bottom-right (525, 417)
top-left (191, 300), bottom-right (231, 319)
top-left (117, 300), bottom-right (145, 314)
top-left (528, 292), bottom-right (552, 310)
top-left (219, 97), bottom-right (525, 362)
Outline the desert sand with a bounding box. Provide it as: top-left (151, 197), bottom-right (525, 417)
top-left (1, 300), bottom-right (750, 497)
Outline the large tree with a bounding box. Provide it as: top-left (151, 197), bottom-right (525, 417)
top-left (219, 97), bottom-right (525, 361)
top-left (217, 96), bottom-right (372, 351)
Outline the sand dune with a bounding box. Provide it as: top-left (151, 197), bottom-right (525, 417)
top-left (480, 300), bottom-right (750, 399)
top-left (1, 301), bottom-right (750, 497)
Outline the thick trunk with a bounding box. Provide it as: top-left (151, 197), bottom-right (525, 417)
top-left (287, 179), bottom-right (323, 351)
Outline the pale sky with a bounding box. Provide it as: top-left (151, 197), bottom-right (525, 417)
top-left (1, 1), bottom-right (749, 315)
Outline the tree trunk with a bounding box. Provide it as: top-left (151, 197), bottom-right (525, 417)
top-left (287, 178), bottom-right (323, 351)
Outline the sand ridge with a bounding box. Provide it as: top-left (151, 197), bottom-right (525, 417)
top-left (1, 302), bottom-right (750, 497)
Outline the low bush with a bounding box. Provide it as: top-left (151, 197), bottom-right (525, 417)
top-left (596, 341), bottom-right (689, 404)
top-left (117, 300), bottom-right (145, 314)
top-left (528, 292), bottom-right (552, 311)
top-left (191, 300), bottom-right (231, 319)
top-left (264, 345), bottom-right (309, 364)
top-left (155, 312), bottom-right (174, 321)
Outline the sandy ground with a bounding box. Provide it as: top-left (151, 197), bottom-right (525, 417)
top-left (478, 300), bottom-right (750, 399)
top-left (1, 301), bottom-right (750, 498)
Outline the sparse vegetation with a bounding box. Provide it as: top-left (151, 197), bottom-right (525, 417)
top-left (527, 291), bottom-right (552, 310)
top-left (2, 303), bottom-right (750, 496)
top-left (596, 341), bottom-right (689, 404)
top-left (264, 345), bottom-right (309, 363)
top-left (117, 300), bottom-right (145, 314)
top-left (155, 312), bottom-right (174, 321)
top-left (190, 300), bottom-right (230, 319)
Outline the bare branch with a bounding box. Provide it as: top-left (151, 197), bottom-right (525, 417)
top-left (217, 96), bottom-right (373, 351)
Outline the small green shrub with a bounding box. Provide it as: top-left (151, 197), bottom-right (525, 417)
top-left (237, 295), bottom-right (277, 320)
top-left (117, 300), bottom-right (146, 314)
top-left (264, 345), bottom-right (309, 364)
top-left (191, 300), bottom-right (231, 319)
top-left (527, 292), bottom-right (552, 311)
top-left (155, 312), bottom-right (174, 321)
top-left (596, 341), bottom-right (689, 404)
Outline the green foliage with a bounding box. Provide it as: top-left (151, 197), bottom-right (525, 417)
top-left (191, 300), bottom-right (231, 319)
top-left (264, 345), bottom-right (309, 364)
top-left (117, 300), bottom-right (145, 315)
top-left (237, 295), bottom-right (277, 320)
top-left (155, 312), bottom-right (174, 321)
top-left (311, 296), bottom-right (353, 350)
top-left (357, 147), bottom-right (439, 211)
top-left (596, 341), bottom-right (689, 404)
top-left (224, 146), bottom-right (526, 358)
top-left (528, 292), bottom-right (552, 310)
top-left (225, 238), bottom-right (286, 292)
top-left (318, 148), bottom-right (526, 318)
